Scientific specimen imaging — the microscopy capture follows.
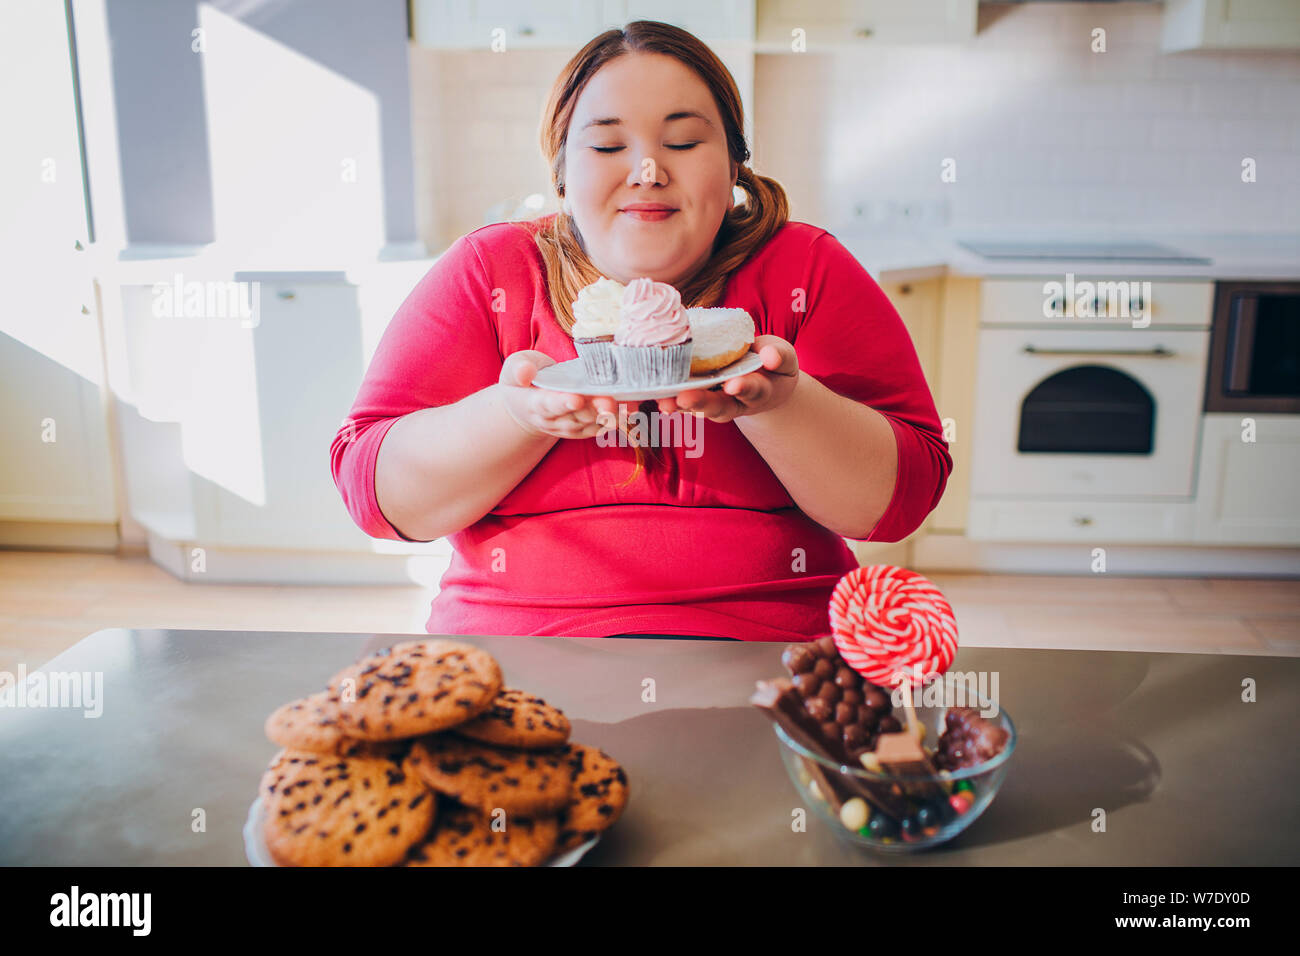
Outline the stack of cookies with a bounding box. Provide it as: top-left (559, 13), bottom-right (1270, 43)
top-left (257, 639), bottom-right (628, 866)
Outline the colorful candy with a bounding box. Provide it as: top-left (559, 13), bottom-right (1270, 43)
top-left (839, 797), bottom-right (869, 832)
top-left (828, 566), bottom-right (959, 688)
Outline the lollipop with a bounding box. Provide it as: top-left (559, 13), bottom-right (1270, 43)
top-left (828, 565), bottom-right (958, 690)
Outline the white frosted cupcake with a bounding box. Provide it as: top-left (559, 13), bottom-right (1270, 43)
top-left (611, 278), bottom-right (693, 386)
top-left (686, 307), bottom-right (755, 375)
top-left (571, 276), bottom-right (625, 385)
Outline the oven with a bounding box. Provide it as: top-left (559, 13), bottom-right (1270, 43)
top-left (967, 279), bottom-right (1213, 541)
top-left (1205, 281), bottom-right (1300, 415)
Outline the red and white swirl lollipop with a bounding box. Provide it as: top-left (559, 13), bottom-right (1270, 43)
top-left (828, 565), bottom-right (958, 690)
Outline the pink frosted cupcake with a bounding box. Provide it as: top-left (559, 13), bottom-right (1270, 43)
top-left (611, 278), bottom-right (693, 386)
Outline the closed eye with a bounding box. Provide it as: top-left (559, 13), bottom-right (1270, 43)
top-left (591, 143), bottom-right (700, 153)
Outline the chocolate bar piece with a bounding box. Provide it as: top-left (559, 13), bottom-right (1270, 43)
top-left (781, 639), bottom-right (901, 760)
top-left (870, 731), bottom-right (946, 801)
top-left (934, 707), bottom-right (1010, 771)
top-left (751, 679), bottom-right (910, 819)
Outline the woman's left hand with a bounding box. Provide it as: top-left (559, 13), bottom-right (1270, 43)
top-left (654, 335), bottom-right (799, 423)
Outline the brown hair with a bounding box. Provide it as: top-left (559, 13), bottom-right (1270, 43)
top-left (526, 20), bottom-right (789, 486)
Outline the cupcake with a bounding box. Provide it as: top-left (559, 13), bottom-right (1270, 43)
top-left (571, 276), bottom-right (625, 385)
top-left (686, 307), bottom-right (755, 375)
top-left (611, 278), bottom-right (693, 387)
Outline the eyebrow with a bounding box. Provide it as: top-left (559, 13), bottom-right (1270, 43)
top-left (580, 111), bottom-right (713, 131)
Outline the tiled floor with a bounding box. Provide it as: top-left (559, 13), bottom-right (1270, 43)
top-left (0, 550), bottom-right (1295, 673)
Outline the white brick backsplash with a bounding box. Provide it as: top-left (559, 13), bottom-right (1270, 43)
top-left (1148, 116), bottom-right (1212, 150)
top-left (1124, 82), bottom-right (1194, 115)
top-left (1217, 120), bottom-right (1296, 153)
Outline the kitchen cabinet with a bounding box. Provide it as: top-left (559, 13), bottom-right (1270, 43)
top-left (0, 0), bottom-right (118, 536)
top-left (755, 0), bottom-right (977, 50)
top-left (877, 275), bottom-right (977, 536)
top-left (411, 0), bottom-right (754, 49)
top-left (1161, 0), bottom-right (1300, 52)
top-left (114, 273), bottom-right (376, 553)
top-left (1193, 414), bottom-right (1300, 545)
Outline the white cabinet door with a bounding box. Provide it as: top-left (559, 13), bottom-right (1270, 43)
top-left (183, 275), bottom-right (380, 551)
top-left (621, 0), bottom-right (756, 41)
top-left (757, 0), bottom-right (977, 48)
top-left (1194, 414), bottom-right (1300, 545)
top-left (1162, 0), bottom-right (1300, 51)
top-left (414, 0), bottom-right (604, 49)
top-left (0, 0), bottom-right (116, 524)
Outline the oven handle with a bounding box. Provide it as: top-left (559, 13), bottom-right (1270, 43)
top-left (1022, 345), bottom-right (1175, 357)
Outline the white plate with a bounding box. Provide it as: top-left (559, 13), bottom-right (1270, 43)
top-left (243, 796), bottom-right (599, 867)
top-left (531, 351), bottom-right (764, 401)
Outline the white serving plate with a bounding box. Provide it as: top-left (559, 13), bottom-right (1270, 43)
top-left (243, 796), bottom-right (599, 867)
top-left (531, 351), bottom-right (763, 401)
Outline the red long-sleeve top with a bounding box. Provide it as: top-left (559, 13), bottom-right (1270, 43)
top-left (330, 215), bottom-right (950, 642)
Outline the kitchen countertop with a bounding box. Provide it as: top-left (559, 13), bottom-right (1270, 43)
top-left (96, 230), bottom-right (1300, 286)
top-left (837, 232), bottom-right (1300, 282)
top-left (1, 628), bottom-right (1296, 866)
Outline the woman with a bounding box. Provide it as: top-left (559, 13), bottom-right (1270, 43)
top-left (330, 22), bottom-right (951, 643)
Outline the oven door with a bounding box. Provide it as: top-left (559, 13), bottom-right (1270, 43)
top-left (971, 328), bottom-right (1210, 498)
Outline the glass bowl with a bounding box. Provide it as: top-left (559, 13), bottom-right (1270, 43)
top-left (773, 701), bottom-right (1016, 853)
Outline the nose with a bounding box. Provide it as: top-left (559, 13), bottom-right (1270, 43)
top-left (625, 150), bottom-right (668, 188)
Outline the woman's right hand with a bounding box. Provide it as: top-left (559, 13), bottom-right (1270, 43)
top-left (499, 350), bottom-right (619, 440)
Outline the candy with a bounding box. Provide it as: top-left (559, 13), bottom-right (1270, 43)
top-left (750, 679), bottom-right (910, 819)
top-left (839, 797), bottom-right (869, 831)
top-left (872, 731), bottom-right (945, 802)
top-left (828, 566), bottom-right (959, 688)
top-left (867, 814), bottom-right (898, 840)
top-left (954, 779), bottom-right (973, 794)
top-left (915, 803), bottom-right (940, 829)
top-left (934, 708), bottom-right (1010, 771)
top-left (948, 792), bottom-right (973, 815)
top-left (779, 637), bottom-right (894, 761)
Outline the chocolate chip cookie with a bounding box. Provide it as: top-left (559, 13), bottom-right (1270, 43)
top-left (404, 803), bottom-right (558, 867)
top-left (556, 743), bottom-right (629, 851)
top-left (260, 749), bottom-right (434, 866)
top-left (405, 736), bottom-right (571, 816)
top-left (329, 640), bottom-right (502, 741)
top-left (454, 687), bottom-right (571, 750)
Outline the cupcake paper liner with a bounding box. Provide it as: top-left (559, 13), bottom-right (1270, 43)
top-left (611, 340), bottom-right (693, 387)
top-left (574, 338), bottom-right (618, 385)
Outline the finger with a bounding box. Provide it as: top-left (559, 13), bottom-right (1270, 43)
top-left (513, 359), bottom-right (537, 387)
top-left (726, 373), bottom-right (770, 404)
top-left (671, 388), bottom-right (710, 411)
top-left (539, 391), bottom-right (578, 418)
top-left (656, 396), bottom-right (680, 415)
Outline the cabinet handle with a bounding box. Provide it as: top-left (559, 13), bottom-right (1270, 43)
top-left (853, 26), bottom-right (874, 38)
top-left (1023, 345), bottom-right (1174, 357)
top-left (518, 25), bottom-right (534, 36)
top-left (1072, 516), bottom-right (1093, 527)
top-left (277, 291), bottom-right (296, 300)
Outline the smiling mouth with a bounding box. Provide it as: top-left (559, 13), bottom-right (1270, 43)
top-left (621, 208), bottom-right (677, 221)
